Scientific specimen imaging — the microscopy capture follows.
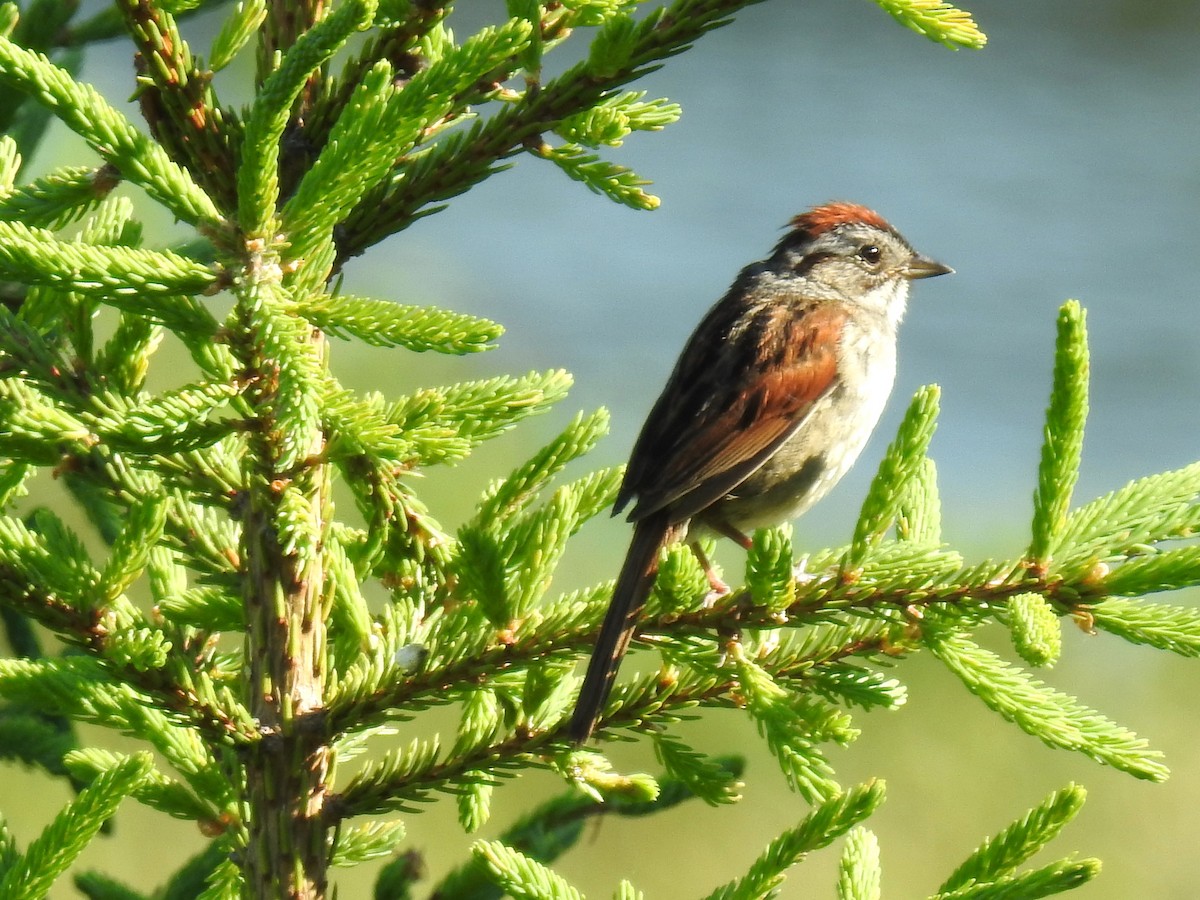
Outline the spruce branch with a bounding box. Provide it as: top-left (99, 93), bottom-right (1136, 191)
top-left (282, 19), bottom-right (535, 290)
top-left (335, 0), bottom-right (778, 261)
top-left (238, 0), bottom-right (378, 236)
top-left (938, 783), bottom-right (1087, 894)
top-left (432, 760), bottom-right (740, 897)
top-left (72, 871), bottom-right (150, 899)
top-left (704, 781), bottom-right (886, 900)
top-left (931, 859), bottom-right (1100, 900)
top-left (63, 748), bottom-right (222, 824)
top-left (0, 156), bottom-right (119, 230)
top-left (924, 625), bottom-right (1168, 781)
top-left (0, 753), bottom-right (152, 900)
top-left (732, 643), bottom-right (846, 802)
top-left (195, 857), bottom-right (244, 900)
top-left (0, 218), bottom-right (218, 299)
top-left (532, 140), bottom-right (660, 210)
top-left (1053, 460), bottom-right (1200, 577)
top-left (294, 293), bottom-right (503, 353)
top-left (118, 0), bottom-right (240, 211)
top-left (0, 30), bottom-right (220, 226)
top-left (6, 0), bottom-right (75, 63)
top-left (651, 732), bottom-right (744, 805)
top-left (845, 384), bottom-right (940, 568)
top-left (1029, 301), bottom-right (1088, 570)
top-left (257, 0), bottom-right (325, 94)
top-left (0, 709), bottom-right (77, 781)
top-left (472, 839), bottom-right (584, 900)
top-left (838, 827), bottom-right (882, 900)
top-left (1087, 597), bottom-right (1200, 657)
top-left (868, 0), bottom-right (986, 49)
top-left (299, 0), bottom-right (452, 155)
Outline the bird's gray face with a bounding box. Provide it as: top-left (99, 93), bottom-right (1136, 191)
top-left (774, 222), bottom-right (951, 327)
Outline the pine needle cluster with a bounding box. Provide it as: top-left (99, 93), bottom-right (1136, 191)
top-left (0, 2), bottom-right (1194, 899)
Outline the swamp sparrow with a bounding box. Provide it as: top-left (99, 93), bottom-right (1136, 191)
top-left (569, 202), bottom-right (952, 743)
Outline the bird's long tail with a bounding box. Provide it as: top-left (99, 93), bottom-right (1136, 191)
top-left (569, 510), bottom-right (680, 744)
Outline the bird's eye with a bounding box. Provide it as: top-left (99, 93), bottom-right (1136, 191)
top-left (857, 244), bottom-right (882, 265)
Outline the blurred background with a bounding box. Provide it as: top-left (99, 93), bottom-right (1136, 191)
top-left (4, 0), bottom-right (1200, 896)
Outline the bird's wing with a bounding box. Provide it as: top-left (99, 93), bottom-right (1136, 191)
top-left (618, 299), bottom-right (845, 523)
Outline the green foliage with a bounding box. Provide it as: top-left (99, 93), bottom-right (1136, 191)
top-left (472, 840), bottom-right (584, 900)
top-left (296, 294), bottom-right (503, 353)
top-left (63, 748), bottom-right (218, 822)
top-left (207, 0), bottom-right (266, 72)
top-left (734, 646), bottom-right (847, 803)
top-left (0, 218), bottom-right (216, 298)
top-left (555, 91), bottom-right (681, 148)
top-left (845, 385), bottom-right (940, 568)
top-left (1054, 461), bottom-right (1200, 578)
top-left (837, 827), bottom-right (881, 900)
top-left (1087, 597), bottom-right (1200, 657)
top-left (455, 410), bottom-right (618, 625)
top-left (0, 32), bottom-right (217, 223)
top-left (533, 141), bottom-right (661, 210)
top-left (0, 157), bottom-right (116, 229)
top-left (924, 625), bottom-right (1168, 781)
top-left (1029, 301), bottom-right (1089, 567)
top-left (933, 860), bottom-right (1100, 900)
top-left (1007, 592), bottom-right (1062, 668)
top-left (869, 0), bottom-right (987, 49)
top-left (746, 523), bottom-right (795, 612)
top-left (0, 753), bottom-right (151, 900)
top-left (2, 1), bottom-right (1195, 899)
top-left (282, 18), bottom-right (536, 281)
top-left (704, 781), bottom-right (885, 900)
top-left (648, 539), bottom-right (710, 614)
top-left (238, 0), bottom-right (378, 235)
top-left (938, 783), bottom-right (1088, 894)
top-left (652, 732), bottom-right (743, 805)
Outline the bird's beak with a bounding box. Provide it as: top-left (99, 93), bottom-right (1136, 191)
top-left (905, 254), bottom-right (954, 280)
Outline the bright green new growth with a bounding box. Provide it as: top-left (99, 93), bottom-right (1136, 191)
top-left (473, 840), bottom-right (585, 900)
top-left (1029, 300), bottom-right (1089, 567)
top-left (208, 0), bottom-right (267, 72)
top-left (870, 0), bottom-right (987, 49)
top-left (1007, 591), bottom-right (1063, 667)
top-left (0, 754), bottom-right (151, 900)
top-left (938, 783), bottom-right (1088, 893)
top-left (926, 626), bottom-right (1168, 781)
top-left (704, 781), bottom-right (885, 900)
top-left (845, 384), bottom-right (940, 568)
top-left (0, 1), bottom-right (1196, 899)
top-left (0, 29), bottom-right (218, 224)
top-left (237, 0), bottom-right (378, 235)
top-left (837, 827), bottom-right (882, 900)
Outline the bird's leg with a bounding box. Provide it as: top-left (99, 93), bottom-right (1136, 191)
top-left (705, 519), bottom-right (755, 551)
top-left (689, 545), bottom-right (742, 668)
top-left (689, 519), bottom-right (752, 604)
top-left (690, 522), bottom-right (758, 669)
top-left (689, 541), bottom-right (729, 600)
top-left (691, 518), bottom-right (753, 602)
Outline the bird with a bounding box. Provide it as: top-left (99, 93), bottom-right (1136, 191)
top-left (569, 201), bottom-right (952, 743)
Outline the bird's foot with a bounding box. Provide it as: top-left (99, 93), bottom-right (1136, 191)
top-left (702, 574), bottom-right (731, 609)
top-left (792, 556), bottom-right (818, 585)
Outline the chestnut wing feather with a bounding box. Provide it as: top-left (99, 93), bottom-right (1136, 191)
top-left (620, 300), bottom-right (845, 523)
